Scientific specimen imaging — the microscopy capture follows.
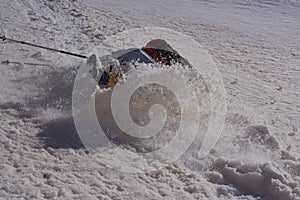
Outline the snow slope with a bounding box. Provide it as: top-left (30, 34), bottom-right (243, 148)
top-left (0, 0), bottom-right (299, 199)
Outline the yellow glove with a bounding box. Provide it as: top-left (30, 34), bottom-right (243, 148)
top-left (106, 72), bottom-right (122, 87)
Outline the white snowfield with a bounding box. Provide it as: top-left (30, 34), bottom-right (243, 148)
top-left (0, 0), bottom-right (300, 199)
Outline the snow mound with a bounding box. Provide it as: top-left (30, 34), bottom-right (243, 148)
top-left (212, 159), bottom-right (300, 200)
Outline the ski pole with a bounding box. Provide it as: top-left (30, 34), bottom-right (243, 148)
top-left (0, 35), bottom-right (87, 59)
top-left (2, 60), bottom-right (53, 67)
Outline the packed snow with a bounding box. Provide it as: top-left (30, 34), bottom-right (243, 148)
top-left (0, 0), bottom-right (299, 199)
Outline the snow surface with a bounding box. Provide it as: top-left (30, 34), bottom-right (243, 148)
top-left (0, 0), bottom-right (300, 199)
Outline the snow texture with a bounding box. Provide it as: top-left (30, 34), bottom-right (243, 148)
top-left (0, 0), bottom-right (300, 199)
